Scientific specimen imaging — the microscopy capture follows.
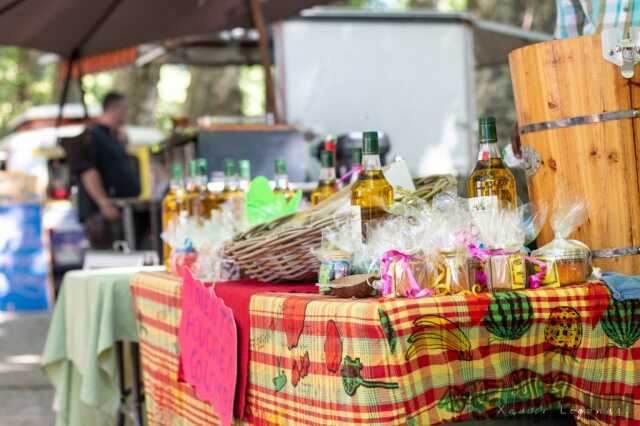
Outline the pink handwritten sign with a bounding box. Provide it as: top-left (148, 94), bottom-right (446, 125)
top-left (178, 270), bottom-right (237, 426)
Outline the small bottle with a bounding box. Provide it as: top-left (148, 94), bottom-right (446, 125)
top-left (351, 131), bottom-right (394, 241)
top-left (239, 159), bottom-right (251, 192)
top-left (273, 158), bottom-right (295, 201)
top-left (221, 159), bottom-right (243, 202)
top-left (324, 135), bottom-right (337, 164)
top-left (311, 150), bottom-right (337, 205)
top-left (162, 164), bottom-right (189, 266)
top-left (350, 147), bottom-right (363, 184)
top-left (193, 158), bottom-right (219, 220)
top-left (186, 159), bottom-right (199, 216)
top-left (467, 117), bottom-right (517, 211)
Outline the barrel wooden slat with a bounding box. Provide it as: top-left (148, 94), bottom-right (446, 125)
top-left (509, 35), bottom-right (640, 274)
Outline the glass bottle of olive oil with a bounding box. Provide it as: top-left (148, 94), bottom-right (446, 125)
top-left (350, 147), bottom-right (363, 184)
top-left (467, 117), bottom-right (517, 211)
top-left (192, 158), bottom-right (219, 220)
top-left (273, 158), bottom-right (295, 201)
top-left (186, 160), bottom-right (199, 216)
top-left (221, 159), bottom-right (243, 202)
top-left (238, 159), bottom-right (251, 192)
top-left (162, 164), bottom-right (188, 266)
top-left (311, 150), bottom-right (337, 205)
top-left (351, 131), bottom-right (393, 241)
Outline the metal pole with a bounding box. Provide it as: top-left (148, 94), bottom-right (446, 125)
top-left (249, 0), bottom-right (281, 123)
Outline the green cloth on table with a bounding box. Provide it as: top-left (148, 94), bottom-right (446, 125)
top-left (41, 267), bottom-right (161, 426)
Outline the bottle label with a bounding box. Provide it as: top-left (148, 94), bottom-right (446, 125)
top-left (468, 195), bottom-right (500, 212)
top-left (508, 254), bottom-right (526, 290)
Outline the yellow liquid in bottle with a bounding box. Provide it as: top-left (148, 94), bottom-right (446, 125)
top-left (467, 157), bottom-right (516, 210)
top-left (221, 187), bottom-right (244, 202)
top-left (161, 188), bottom-right (189, 267)
top-left (310, 179), bottom-right (336, 205)
top-left (274, 187), bottom-right (295, 202)
top-left (191, 185), bottom-right (220, 220)
top-left (351, 170), bottom-right (393, 240)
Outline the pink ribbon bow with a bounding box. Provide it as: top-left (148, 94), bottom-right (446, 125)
top-left (380, 250), bottom-right (433, 298)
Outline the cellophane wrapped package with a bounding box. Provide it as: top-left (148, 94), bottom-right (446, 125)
top-left (471, 203), bottom-right (547, 292)
top-left (161, 203), bottom-right (241, 282)
top-left (532, 187), bottom-right (591, 287)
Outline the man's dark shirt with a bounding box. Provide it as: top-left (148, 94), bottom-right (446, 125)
top-left (77, 124), bottom-right (141, 222)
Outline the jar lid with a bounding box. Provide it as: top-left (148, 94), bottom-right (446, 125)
top-left (532, 238), bottom-right (591, 261)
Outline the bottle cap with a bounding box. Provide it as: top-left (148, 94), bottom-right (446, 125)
top-left (224, 159), bottom-right (237, 176)
top-left (275, 158), bottom-right (287, 175)
top-left (188, 160), bottom-right (198, 178)
top-left (352, 147), bottom-right (362, 166)
top-left (478, 116), bottom-right (498, 143)
top-left (324, 135), bottom-right (336, 153)
top-left (196, 158), bottom-right (208, 177)
top-left (172, 163), bottom-right (183, 180)
top-left (239, 159), bottom-right (251, 180)
top-left (362, 131), bottom-right (379, 155)
top-left (320, 150), bottom-right (334, 168)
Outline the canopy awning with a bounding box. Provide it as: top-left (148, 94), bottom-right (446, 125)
top-left (0, 0), bottom-right (330, 57)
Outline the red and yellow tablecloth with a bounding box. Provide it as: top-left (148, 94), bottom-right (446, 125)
top-left (131, 272), bottom-right (640, 425)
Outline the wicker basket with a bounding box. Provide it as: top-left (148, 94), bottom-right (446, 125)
top-left (223, 175), bottom-right (455, 282)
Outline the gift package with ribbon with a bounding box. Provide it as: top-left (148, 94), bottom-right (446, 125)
top-left (162, 207), bottom-right (240, 282)
top-left (531, 188), bottom-right (592, 287)
top-left (470, 203), bottom-right (547, 292)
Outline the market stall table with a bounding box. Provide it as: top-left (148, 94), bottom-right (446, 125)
top-left (42, 266), bottom-right (163, 426)
top-left (131, 271), bottom-right (640, 425)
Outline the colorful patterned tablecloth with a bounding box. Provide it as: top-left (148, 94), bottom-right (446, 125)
top-left (247, 284), bottom-right (640, 426)
top-left (131, 271), bottom-right (640, 426)
top-left (130, 271), bottom-right (222, 425)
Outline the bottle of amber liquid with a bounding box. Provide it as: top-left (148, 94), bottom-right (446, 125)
top-left (311, 150), bottom-right (337, 205)
top-left (192, 158), bottom-right (219, 220)
top-left (349, 147), bottom-right (363, 184)
top-left (186, 160), bottom-right (199, 216)
top-left (238, 159), bottom-right (251, 192)
top-left (221, 159), bottom-right (243, 202)
top-left (161, 164), bottom-right (188, 266)
top-left (273, 158), bottom-right (295, 201)
top-left (467, 117), bottom-right (517, 211)
top-left (351, 131), bottom-right (393, 241)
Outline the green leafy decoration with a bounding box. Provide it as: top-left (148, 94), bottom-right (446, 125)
top-left (245, 176), bottom-right (302, 227)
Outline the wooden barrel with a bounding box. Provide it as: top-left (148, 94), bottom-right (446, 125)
top-left (509, 35), bottom-right (640, 274)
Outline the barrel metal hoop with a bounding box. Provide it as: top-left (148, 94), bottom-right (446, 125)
top-left (592, 246), bottom-right (640, 259)
top-left (519, 109), bottom-right (640, 135)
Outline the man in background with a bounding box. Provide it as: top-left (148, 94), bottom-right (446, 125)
top-left (77, 91), bottom-right (140, 249)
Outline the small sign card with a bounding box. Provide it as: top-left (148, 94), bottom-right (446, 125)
top-left (178, 269), bottom-right (237, 426)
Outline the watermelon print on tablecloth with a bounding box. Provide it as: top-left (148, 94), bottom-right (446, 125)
top-left (483, 292), bottom-right (533, 341)
top-left (601, 298), bottom-right (640, 349)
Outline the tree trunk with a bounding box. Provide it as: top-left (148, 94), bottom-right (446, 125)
top-left (113, 64), bottom-right (161, 126)
top-left (184, 66), bottom-right (242, 122)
